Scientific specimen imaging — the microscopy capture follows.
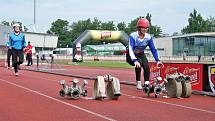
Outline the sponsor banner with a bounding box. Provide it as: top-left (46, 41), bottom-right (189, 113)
top-left (101, 31), bottom-right (111, 39)
top-left (150, 65), bottom-right (161, 81)
top-left (183, 67), bottom-right (200, 85)
top-left (149, 62), bottom-right (203, 91)
top-left (208, 65), bottom-right (215, 93)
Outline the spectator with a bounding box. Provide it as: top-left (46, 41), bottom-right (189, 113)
top-left (25, 41), bottom-right (33, 66)
top-left (198, 55), bottom-right (201, 62)
top-left (183, 52), bottom-right (186, 61)
top-left (6, 40), bottom-right (14, 69)
top-left (212, 55), bottom-right (214, 62)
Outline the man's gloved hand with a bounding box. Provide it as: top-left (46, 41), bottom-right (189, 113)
top-left (134, 61), bottom-right (141, 68)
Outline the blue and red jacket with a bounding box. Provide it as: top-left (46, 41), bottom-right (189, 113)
top-left (128, 31), bottom-right (160, 62)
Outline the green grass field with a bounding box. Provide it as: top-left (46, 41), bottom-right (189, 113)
top-left (70, 61), bottom-right (133, 68)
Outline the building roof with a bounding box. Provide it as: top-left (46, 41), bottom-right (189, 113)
top-left (24, 31), bottom-right (57, 37)
top-left (0, 24), bottom-right (58, 48)
top-left (172, 32), bottom-right (215, 39)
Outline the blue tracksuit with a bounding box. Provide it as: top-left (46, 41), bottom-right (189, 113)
top-left (9, 33), bottom-right (26, 50)
top-left (8, 32), bottom-right (26, 73)
top-left (128, 31), bottom-right (160, 62)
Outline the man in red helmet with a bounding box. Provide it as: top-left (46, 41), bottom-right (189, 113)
top-left (128, 18), bottom-right (163, 90)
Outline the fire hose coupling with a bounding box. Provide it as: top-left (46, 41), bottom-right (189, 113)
top-left (154, 85), bottom-right (163, 95)
top-left (143, 77), bottom-right (167, 98)
top-left (58, 79), bottom-right (88, 100)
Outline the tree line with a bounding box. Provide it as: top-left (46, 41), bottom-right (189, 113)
top-left (46, 13), bottom-right (162, 47)
top-left (1, 9), bottom-right (215, 47)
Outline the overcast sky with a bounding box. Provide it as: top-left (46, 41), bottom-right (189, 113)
top-left (0, 0), bottom-right (214, 34)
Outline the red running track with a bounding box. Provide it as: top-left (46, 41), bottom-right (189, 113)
top-left (0, 66), bottom-right (215, 121)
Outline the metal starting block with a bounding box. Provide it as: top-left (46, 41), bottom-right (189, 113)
top-left (93, 75), bottom-right (121, 100)
top-left (59, 79), bottom-right (88, 100)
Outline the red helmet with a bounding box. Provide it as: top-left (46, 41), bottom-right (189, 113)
top-left (137, 18), bottom-right (149, 28)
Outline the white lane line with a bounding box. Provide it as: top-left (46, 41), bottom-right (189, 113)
top-left (122, 93), bottom-right (215, 114)
top-left (0, 78), bottom-right (116, 121)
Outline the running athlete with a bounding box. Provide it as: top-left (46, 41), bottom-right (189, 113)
top-left (9, 23), bottom-right (26, 76)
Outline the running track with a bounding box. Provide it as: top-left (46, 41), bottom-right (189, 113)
top-left (0, 65), bottom-right (214, 121)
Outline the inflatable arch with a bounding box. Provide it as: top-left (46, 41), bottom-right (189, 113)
top-left (72, 30), bottom-right (129, 62)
